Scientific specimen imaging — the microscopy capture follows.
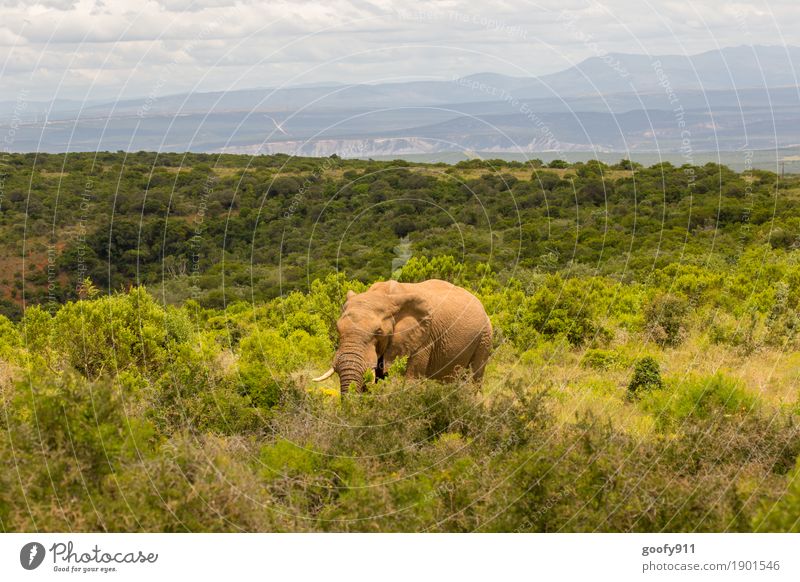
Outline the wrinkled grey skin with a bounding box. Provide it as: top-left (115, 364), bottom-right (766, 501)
top-left (316, 279), bottom-right (493, 394)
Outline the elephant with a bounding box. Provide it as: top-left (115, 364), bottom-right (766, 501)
top-left (313, 279), bottom-right (492, 393)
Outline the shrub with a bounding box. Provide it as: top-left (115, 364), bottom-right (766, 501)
top-left (628, 356), bottom-right (663, 396)
top-left (100, 434), bottom-right (276, 532)
top-left (0, 314), bottom-right (21, 360)
top-left (387, 355), bottom-right (408, 376)
top-left (152, 342), bottom-right (266, 435)
top-left (581, 348), bottom-right (627, 370)
top-left (0, 371), bottom-right (156, 530)
top-left (501, 276), bottom-right (606, 348)
top-left (19, 304), bottom-right (53, 356)
top-left (639, 373), bottom-right (758, 430)
top-left (645, 293), bottom-right (689, 347)
top-left (237, 328), bottom-right (332, 408)
top-left (257, 438), bottom-right (361, 521)
top-left (3, 250), bottom-right (800, 533)
top-left (755, 455), bottom-right (800, 532)
top-left (46, 287), bottom-right (173, 378)
top-left (397, 255), bottom-right (466, 285)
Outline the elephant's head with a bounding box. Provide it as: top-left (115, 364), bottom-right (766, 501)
top-left (313, 281), bottom-right (431, 393)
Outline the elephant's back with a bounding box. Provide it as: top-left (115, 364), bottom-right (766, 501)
top-left (417, 278), bottom-right (485, 305)
top-left (416, 279), bottom-right (491, 334)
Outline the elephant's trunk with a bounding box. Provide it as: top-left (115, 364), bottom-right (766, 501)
top-left (335, 343), bottom-right (369, 393)
top-left (339, 370), bottom-right (364, 394)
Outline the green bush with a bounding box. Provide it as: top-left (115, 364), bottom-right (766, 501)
top-left (237, 328), bottom-right (331, 407)
top-left (756, 456), bottom-right (800, 532)
top-left (581, 348), bottom-right (627, 370)
top-left (627, 356), bottom-right (663, 396)
top-left (500, 275), bottom-right (607, 348)
top-left (0, 371), bottom-right (156, 530)
top-left (640, 373), bottom-right (758, 430)
top-left (645, 293), bottom-right (689, 347)
top-left (151, 342), bottom-right (266, 435)
top-left (0, 314), bottom-right (21, 360)
top-left (99, 434), bottom-right (276, 532)
top-left (46, 287), bottom-right (173, 377)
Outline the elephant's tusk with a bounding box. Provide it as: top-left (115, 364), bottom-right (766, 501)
top-left (312, 368), bottom-right (335, 382)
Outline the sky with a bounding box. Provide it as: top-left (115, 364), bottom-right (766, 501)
top-left (0, 0), bottom-right (797, 102)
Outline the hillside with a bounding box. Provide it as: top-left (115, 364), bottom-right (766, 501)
top-left (0, 151), bottom-right (797, 319)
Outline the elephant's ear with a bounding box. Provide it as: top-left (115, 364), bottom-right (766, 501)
top-left (387, 288), bottom-right (433, 355)
top-left (340, 289), bottom-right (357, 315)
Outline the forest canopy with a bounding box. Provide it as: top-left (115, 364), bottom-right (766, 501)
top-left (0, 151), bottom-right (790, 315)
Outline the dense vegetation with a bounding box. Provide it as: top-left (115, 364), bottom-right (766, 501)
top-left (1, 152), bottom-right (800, 531)
top-left (0, 151), bottom-right (793, 314)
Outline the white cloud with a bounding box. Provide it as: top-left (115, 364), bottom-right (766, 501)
top-left (0, 0), bottom-right (79, 9)
top-left (0, 0), bottom-right (798, 101)
top-left (156, 0), bottom-right (242, 12)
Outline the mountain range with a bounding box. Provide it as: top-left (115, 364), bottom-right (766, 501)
top-left (4, 45), bottom-right (800, 160)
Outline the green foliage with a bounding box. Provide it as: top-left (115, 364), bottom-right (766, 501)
top-left (0, 371), bottom-right (156, 530)
top-left (388, 355), bottom-right (408, 376)
top-left (0, 314), bottom-right (21, 360)
top-left (628, 356), bottom-right (663, 396)
top-left (362, 368), bottom-right (376, 385)
top-left (78, 276), bottom-right (100, 300)
top-left (0, 283), bottom-right (798, 531)
top-left (1, 152), bottom-right (790, 309)
top-left (397, 255), bottom-right (466, 284)
top-left (581, 348), bottom-right (628, 370)
top-left (151, 341), bottom-right (266, 435)
top-left (20, 304), bottom-right (53, 356)
top-left (43, 287), bottom-right (172, 378)
top-left (756, 456), bottom-right (800, 532)
top-left (645, 293), bottom-right (689, 347)
top-left (99, 434), bottom-right (276, 532)
top-left (640, 373), bottom-right (757, 429)
top-left (237, 328), bottom-right (331, 408)
top-left (499, 275), bottom-right (610, 348)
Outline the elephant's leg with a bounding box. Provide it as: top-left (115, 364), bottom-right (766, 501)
top-left (405, 345), bottom-right (432, 378)
top-left (469, 328), bottom-right (492, 384)
top-left (384, 341), bottom-right (430, 379)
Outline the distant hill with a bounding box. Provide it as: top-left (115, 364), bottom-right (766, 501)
top-left (3, 45), bottom-right (800, 155)
top-left (527, 45), bottom-right (800, 97)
